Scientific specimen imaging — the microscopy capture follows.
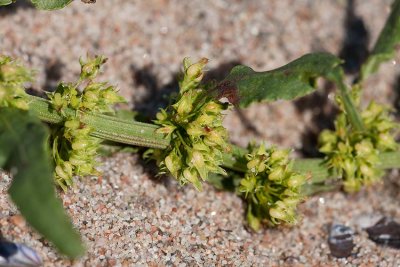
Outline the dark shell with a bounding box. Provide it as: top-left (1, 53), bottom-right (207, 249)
top-left (366, 217), bottom-right (400, 249)
top-left (328, 224), bottom-right (355, 258)
top-left (0, 239), bottom-right (42, 266)
top-left (0, 240), bottom-right (18, 258)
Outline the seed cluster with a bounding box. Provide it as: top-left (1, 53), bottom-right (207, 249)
top-left (0, 55), bottom-right (32, 110)
top-left (319, 100), bottom-right (398, 192)
top-left (48, 55), bottom-right (125, 190)
top-left (239, 144), bottom-right (306, 230)
top-left (153, 58), bottom-right (230, 191)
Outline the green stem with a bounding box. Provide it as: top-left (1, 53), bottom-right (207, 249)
top-left (335, 78), bottom-right (365, 132)
top-left (27, 95), bottom-right (170, 149)
top-left (222, 144), bottom-right (400, 182)
top-left (292, 158), bottom-right (329, 183)
top-left (27, 95), bottom-right (400, 187)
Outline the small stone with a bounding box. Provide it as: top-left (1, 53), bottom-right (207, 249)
top-left (9, 215), bottom-right (26, 228)
top-left (354, 213), bottom-right (382, 230)
top-left (366, 217), bottom-right (400, 249)
top-left (328, 224), bottom-right (355, 258)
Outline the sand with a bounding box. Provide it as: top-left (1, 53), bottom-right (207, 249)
top-left (1, 0), bottom-right (400, 266)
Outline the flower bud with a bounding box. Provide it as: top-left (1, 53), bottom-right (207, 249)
top-left (69, 87), bottom-right (78, 96)
top-left (183, 168), bottom-right (202, 191)
top-left (80, 55), bottom-right (107, 80)
top-left (74, 127), bottom-right (91, 137)
top-left (195, 114), bottom-right (214, 125)
top-left (338, 142), bottom-right (350, 154)
top-left (156, 111), bottom-right (167, 121)
top-left (186, 124), bottom-right (204, 137)
top-left (165, 152), bottom-right (180, 177)
top-left (173, 94), bottom-right (193, 115)
top-left (255, 144), bottom-right (267, 156)
top-left (69, 156), bottom-right (87, 166)
top-left (343, 178), bottom-right (360, 193)
top-left (355, 140), bottom-right (373, 157)
top-left (63, 161), bottom-right (73, 177)
top-left (283, 189), bottom-right (297, 197)
top-left (287, 174), bottom-right (305, 188)
top-left (190, 150), bottom-right (205, 169)
top-left (156, 125), bottom-right (176, 135)
top-left (55, 165), bottom-right (70, 181)
top-left (0, 64), bottom-right (18, 82)
top-left (204, 128), bottom-right (225, 147)
top-left (69, 95), bottom-right (80, 109)
top-left (270, 149), bottom-right (289, 164)
top-left (11, 98), bottom-right (29, 110)
top-left (246, 207), bottom-right (261, 231)
top-left (246, 159), bottom-right (259, 172)
top-left (319, 130), bottom-right (337, 144)
top-left (182, 57), bottom-right (192, 71)
top-left (79, 163), bottom-right (93, 174)
top-left (64, 119), bottom-right (80, 130)
top-left (362, 102), bottom-right (382, 121)
top-left (269, 207), bottom-right (286, 221)
top-left (186, 58), bottom-right (208, 83)
top-left (342, 158), bottom-right (356, 177)
top-left (360, 164), bottom-right (374, 178)
top-left (52, 93), bottom-right (64, 109)
top-left (283, 197), bottom-right (301, 207)
top-left (192, 142), bottom-right (210, 152)
top-left (319, 143), bottom-right (333, 154)
top-left (0, 87), bottom-right (6, 101)
top-left (203, 101), bottom-right (222, 114)
top-left (377, 132), bottom-right (397, 150)
top-left (257, 161), bottom-right (266, 172)
top-left (84, 90), bottom-right (99, 103)
top-left (72, 139), bottom-right (89, 150)
top-left (240, 176), bottom-right (257, 193)
top-left (268, 166), bottom-right (284, 181)
top-left (85, 145), bottom-right (98, 155)
top-left (81, 100), bottom-right (97, 110)
top-left (102, 87), bottom-right (126, 104)
top-left (376, 120), bottom-right (394, 132)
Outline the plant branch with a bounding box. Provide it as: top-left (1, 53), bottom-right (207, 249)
top-left (27, 94), bottom-right (400, 185)
top-left (335, 78), bottom-right (365, 132)
top-left (222, 144), bottom-right (400, 182)
top-left (27, 95), bottom-right (170, 149)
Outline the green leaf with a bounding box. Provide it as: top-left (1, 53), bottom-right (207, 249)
top-left (0, 0), bottom-right (14, 6)
top-left (30, 0), bottom-right (73, 10)
top-left (361, 0), bottom-right (400, 80)
top-left (0, 108), bottom-right (85, 258)
top-left (214, 53), bottom-right (342, 107)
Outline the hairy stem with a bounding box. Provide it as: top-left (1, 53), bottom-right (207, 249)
top-left (222, 145), bottom-right (400, 182)
top-left (337, 82), bottom-right (365, 132)
top-left (27, 95), bottom-right (170, 149)
top-left (27, 95), bottom-right (400, 187)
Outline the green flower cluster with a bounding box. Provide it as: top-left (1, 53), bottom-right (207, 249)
top-left (319, 100), bottom-right (398, 192)
top-left (239, 143), bottom-right (306, 230)
top-left (0, 55), bottom-right (33, 110)
top-left (153, 58), bottom-right (230, 191)
top-left (48, 55), bottom-right (125, 190)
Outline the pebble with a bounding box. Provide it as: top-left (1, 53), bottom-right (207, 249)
top-left (354, 213), bottom-right (382, 230)
top-left (366, 217), bottom-right (400, 249)
top-left (9, 215), bottom-right (26, 229)
top-left (328, 224), bottom-right (355, 258)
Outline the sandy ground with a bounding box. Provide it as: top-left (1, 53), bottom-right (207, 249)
top-left (1, 0), bottom-right (400, 266)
